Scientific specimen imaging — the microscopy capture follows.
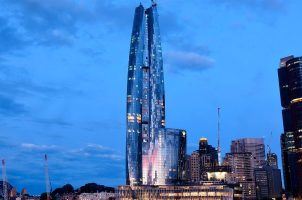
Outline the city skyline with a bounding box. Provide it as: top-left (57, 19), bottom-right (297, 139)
top-left (0, 0), bottom-right (302, 195)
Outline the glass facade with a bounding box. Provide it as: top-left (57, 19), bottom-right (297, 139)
top-left (278, 55), bottom-right (302, 198)
top-left (126, 4), bottom-right (145, 186)
top-left (126, 2), bottom-right (186, 186)
top-left (144, 129), bottom-right (187, 185)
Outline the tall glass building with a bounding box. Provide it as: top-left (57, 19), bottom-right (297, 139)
top-left (278, 55), bottom-right (302, 198)
top-left (126, 2), bottom-right (186, 186)
top-left (150, 129), bottom-right (187, 185)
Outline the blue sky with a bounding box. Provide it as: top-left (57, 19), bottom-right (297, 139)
top-left (0, 0), bottom-right (301, 195)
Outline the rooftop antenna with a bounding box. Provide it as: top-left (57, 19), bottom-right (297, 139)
top-left (267, 131), bottom-right (273, 154)
top-left (217, 107), bottom-right (221, 166)
top-left (44, 154), bottom-right (52, 200)
top-left (2, 160), bottom-right (8, 200)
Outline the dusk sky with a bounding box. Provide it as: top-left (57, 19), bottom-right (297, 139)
top-left (0, 0), bottom-right (301, 195)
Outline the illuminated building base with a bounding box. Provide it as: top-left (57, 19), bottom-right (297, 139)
top-left (117, 183), bottom-right (242, 200)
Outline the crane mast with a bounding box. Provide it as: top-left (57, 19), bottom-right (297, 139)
top-left (217, 108), bottom-right (221, 166)
top-left (44, 154), bottom-right (51, 200)
top-left (2, 160), bottom-right (8, 200)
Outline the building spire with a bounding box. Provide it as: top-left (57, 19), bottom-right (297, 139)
top-left (217, 107), bottom-right (221, 166)
top-left (267, 131), bottom-right (273, 154)
top-left (151, 0), bottom-right (157, 6)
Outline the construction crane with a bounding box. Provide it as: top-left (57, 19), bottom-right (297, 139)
top-left (267, 131), bottom-right (273, 154)
top-left (2, 160), bottom-right (8, 200)
top-left (217, 108), bottom-right (222, 166)
top-left (44, 154), bottom-right (52, 200)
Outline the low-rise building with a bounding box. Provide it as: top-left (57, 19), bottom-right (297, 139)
top-left (117, 183), bottom-right (242, 200)
top-left (77, 192), bottom-right (116, 200)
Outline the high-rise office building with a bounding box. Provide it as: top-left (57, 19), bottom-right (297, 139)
top-left (278, 55), bottom-right (302, 198)
top-left (228, 138), bottom-right (265, 199)
top-left (254, 151), bottom-right (282, 199)
top-left (231, 138), bottom-right (266, 168)
top-left (254, 165), bottom-right (282, 200)
top-left (199, 138), bottom-right (218, 180)
top-left (126, 1), bottom-right (186, 186)
top-left (199, 138), bottom-right (218, 163)
top-left (224, 152), bottom-right (256, 200)
top-left (188, 138), bottom-right (219, 183)
top-left (189, 151), bottom-right (200, 183)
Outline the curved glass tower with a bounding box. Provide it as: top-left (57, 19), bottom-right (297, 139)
top-left (126, 4), bottom-right (145, 186)
top-left (126, 2), bottom-right (165, 186)
top-left (126, 2), bottom-right (186, 186)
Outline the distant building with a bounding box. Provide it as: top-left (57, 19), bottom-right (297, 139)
top-left (188, 138), bottom-right (218, 183)
top-left (54, 194), bottom-right (76, 200)
top-left (0, 181), bottom-right (14, 199)
top-left (199, 138), bottom-right (218, 180)
top-left (9, 188), bottom-right (17, 199)
top-left (189, 151), bottom-right (200, 183)
top-left (224, 152), bottom-right (256, 199)
top-left (267, 151), bottom-right (278, 168)
top-left (77, 192), bottom-right (116, 200)
top-left (254, 165), bottom-right (282, 200)
top-left (231, 138), bottom-right (266, 168)
top-left (117, 183), bottom-right (241, 200)
top-left (278, 55), bottom-right (302, 199)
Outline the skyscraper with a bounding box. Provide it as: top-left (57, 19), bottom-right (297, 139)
top-left (231, 138), bottom-right (266, 168)
top-left (254, 150), bottom-right (282, 200)
top-left (199, 138), bottom-right (218, 180)
top-left (254, 165), bottom-right (282, 199)
top-left (126, 1), bottom-right (186, 186)
top-left (189, 151), bottom-right (200, 183)
top-left (224, 152), bottom-right (256, 199)
top-left (188, 138), bottom-right (219, 183)
top-left (278, 55), bottom-right (302, 198)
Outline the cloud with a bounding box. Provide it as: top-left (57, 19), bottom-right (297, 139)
top-left (165, 50), bottom-right (215, 73)
top-left (0, 94), bottom-right (27, 116)
top-left (31, 118), bottom-right (73, 127)
top-left (0, 0), bottom-right (134, 49)
top-left (0, 63), bottom-right (83, 121)
top-left (70, 143), bottom-right (124, 161)
top-left (0, 17), bottom-right (29, 54)
top-left (21, 143), bottom-right (59, 151)
top-left (164, 36), bottom-right (214, 74)
top-left (1, 0), bottom-right (93, 47)
top-left (0, 0), bottom-right (182, 51)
